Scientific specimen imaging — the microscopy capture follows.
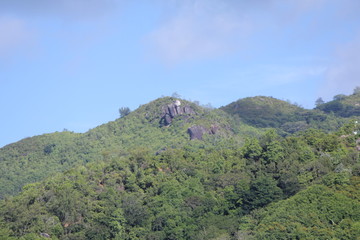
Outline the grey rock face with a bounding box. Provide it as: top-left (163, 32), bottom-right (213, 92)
top-left (40, 233), bottom-right (51, 238)
top-left (187, 124), bottom-right (220, 140)
top-left (187, 125), bottom-right (209, 140)
top-left (160, 101), bottom-right (196, 126)
top-left (159, 100), bottom-right (222, 140)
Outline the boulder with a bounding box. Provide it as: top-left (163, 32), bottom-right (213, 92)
top-left (188, 125), bottom-right (209, 140)
top-left (160, 100), bottom-right (196, 126)
top-left (40, 233), bottom-right (50, 238)
top-left (210, 124), bottom-right (220, 134)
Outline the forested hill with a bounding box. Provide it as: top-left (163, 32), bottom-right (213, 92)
top-left (0, 97), bottom-right (259, 198)
top-left (316, 91), bottom-right (360, 117)
top-left (221, 93), bottom-right (360, 134)
top-left (0, 93), bottom-right (360, 239)
top-left (0, 118), bottom-right (360, 239)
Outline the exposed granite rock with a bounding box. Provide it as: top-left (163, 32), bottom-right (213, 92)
top-left (187, 124), bottom-right (220, 140)
top-left (188, 125), bottom-right (209, 140)
top-left (209, 124), bottom-right (220, 134)
top-left (155, 147), bottom-right (167, 156)
top-left (160, 100), bottom-right (196, 126)
top-left (40, 233), bottom-right (51, 238)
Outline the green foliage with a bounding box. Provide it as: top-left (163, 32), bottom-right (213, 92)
top-left (119, 107), bottom-right (131, 118)
top-left (317, 92), bottom-right (360, 117)
top-left (239, 180), bottom-right (360, 239)
top-left (2, 123), bottom-right (359, 239)
top-left (221, 96), bottom-right (304, 129)
top-left (221, 95), bottom-right (356, 134)
top-left (242, 176), bottom-right (283, 212)
top-left (315, 97), bottom-right (325, 107)
top-left (354, 86), bottom-right (360, 95)
top-left (1, 94), bottom-right (360, 239)
top-left (0, 97), bottom-right (258, 199)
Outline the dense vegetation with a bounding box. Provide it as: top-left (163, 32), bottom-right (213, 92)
top-left (316, 91), bottom-right (360, 117)
top-left (221, 96), bottom-right (350, 134)
top-left (0, 92), bottom-right (360, 239)
top-left (0, 97), bottom-right (259, 198)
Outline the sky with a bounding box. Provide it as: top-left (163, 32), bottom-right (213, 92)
top-left (1, 0), bottom-right (360, 147)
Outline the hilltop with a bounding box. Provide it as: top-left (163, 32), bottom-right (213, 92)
top-left (316, 91), bottom-right (360, 117)
top-left (221, 96), bottom-right (306, 128)
top-left (0, 97), bottom-right (259, 198)
top-left (0, 93), bottom-right (359, 239)
top-left (221, 96), bottom-right (351, 134)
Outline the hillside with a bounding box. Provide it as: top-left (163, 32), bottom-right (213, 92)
top-left (221, 96), bottom-right (353, 134)
top-left (0, 121), bottom-right (359, 239)
top-left (238, 178), bottom-right (360, 239)
top-left (316, 91), bottom-right (360, 117)
top-left (0, 97), bottom-right (260, 198)
top-left (221, 96), bottom-right (305, 128)
top-left (1, 94), bottom-right (360, 239)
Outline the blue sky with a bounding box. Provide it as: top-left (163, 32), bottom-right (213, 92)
top-left (1, 0), bottom-right (360, 147)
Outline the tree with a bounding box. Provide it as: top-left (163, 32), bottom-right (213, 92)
top-left (333, 94), bottom-right (346, 101)
top-left (242, 138), bottom-right (262, 161)
top-left (354, 86), bottom-right (360, 95)
top-left (171, 92), bottom-right (181, 98)
top-left (243, 176), bottom-right (283, 212)
top-left (315, 97), bottom-right (325, 107)
top-left (119, 107), bottom-right (131, 118)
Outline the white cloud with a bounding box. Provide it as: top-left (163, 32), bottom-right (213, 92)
top-left (260, 65), bottom-right (326, 85)
top-left (0, 0), bottom-right (119, 20)
top-left (0, 16), bottom-right (35, 57)
top-left (146, 0), bottom-right (336, 64)
top-left (147, 0), bottom-right (255, 63)
top-left (321, 36), bottom-right (360, 98)
top-left (0, 0), bottom-right (123, 60)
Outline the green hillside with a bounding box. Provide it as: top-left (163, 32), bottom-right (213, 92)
top-left (0, 132), bottom-right (80, 198)
top-left (221, 96), bottom-right (351, 134)
top-left (0, 97), bottom-right (259, 198)
top-left (221, 96), bottom-right (304, 128)
top-left (317, 91), bottom-right (360, 117)
top-left (238, 178), bottom-right (360, 239)
top-left (1, 95), bottom-right (360, 239)
top-left (1, 121), bottom-right (359, 239)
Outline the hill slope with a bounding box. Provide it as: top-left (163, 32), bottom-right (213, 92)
top-left (317, 92), bottom-right (360, 117)
top-left (221, 96), bottom-right (350, 134)
top-left (238, 178), bottom-right (360, 239)
top-left (0, 97), bottom-right (259, 198)
top-left (0, 95), bottom-right (360, 239)
top-left (221, 96), bottom-right (304, 128)
top-left (0, 122), bottom-right (359, 239)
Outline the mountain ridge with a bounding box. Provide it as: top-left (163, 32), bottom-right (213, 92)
top-left (0, 96), bottom-right (258, 198)
top-left (1, 94), bottom-right (359, 198)
top-left (0, 93), bottom-right (360, 239)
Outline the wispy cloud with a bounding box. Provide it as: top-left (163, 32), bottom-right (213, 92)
top-left (321, 35), bottom-right (360, 99)
top-left (0, 0), bottom-right (122, 61)
top-left (0, 16), bottom-right (35, 58)
top-left (146, 0), bottom-right (258, 63)
top-left (259, 65), bottom-right (326, 85)
top-left (146, 0), bottom-right (332, 64)
top-left (0, 0), bottom-right (119, 20)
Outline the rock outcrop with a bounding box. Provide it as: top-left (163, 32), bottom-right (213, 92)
top-left (160, 100), bottom-right (196, 126)
top-left (187, 124), bottom-right (220, 140)
top-left (159, 100), bottom-right (222, 140)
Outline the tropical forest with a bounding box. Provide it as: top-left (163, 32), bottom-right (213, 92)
top-left (1, 88), bottom-right (360, 240)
